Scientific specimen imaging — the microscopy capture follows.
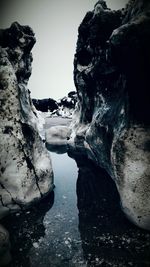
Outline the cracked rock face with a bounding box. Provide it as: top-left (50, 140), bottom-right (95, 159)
top-left (70, 0), bottom-right (150, 230)
top-left (0, 22), bottom-right (54, 218)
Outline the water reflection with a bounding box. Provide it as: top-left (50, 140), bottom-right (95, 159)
top-left (46, 143), bottom-right (67, 154)
top-left (0, 152), bottom-right (83, 267)
top-left (75, 157), bottom-right (150, 267)
top-left (1, 192), bottom-right (54, 267)
top-left (1, 151), bottom-right (150, 267)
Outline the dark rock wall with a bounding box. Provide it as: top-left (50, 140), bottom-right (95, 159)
top-left (70, 0), bottom-right (150, 230)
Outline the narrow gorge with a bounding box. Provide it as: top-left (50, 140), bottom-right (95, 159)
top-left (0, 0), bottom-right (150, 266)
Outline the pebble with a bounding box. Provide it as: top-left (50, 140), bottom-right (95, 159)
top-left (32, 242), bottom-right (39, 249)
top-left (26, 211), bottom-right (30, 214)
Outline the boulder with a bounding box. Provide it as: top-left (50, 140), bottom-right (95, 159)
top-left (46, 125), bottom-right (71, 153)
top-left (69, 0), bottom-right (150, 230)
top-left (0, 22), bottom-right (54, 218)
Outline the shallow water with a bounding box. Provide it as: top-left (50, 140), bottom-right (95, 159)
top-left (1, 152), bottom-right (85, 267)
top-left (32, 152), bottom-right (85, 267)
top-left (1, 152), bottom-right (150, 267)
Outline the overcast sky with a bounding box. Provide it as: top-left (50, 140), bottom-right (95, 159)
top-left (1, 0), bottom-right (128, 100)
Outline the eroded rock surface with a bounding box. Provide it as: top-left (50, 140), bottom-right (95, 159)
top-left (46, 126), bottom-right (71, 145)
top-left (0, 22), bottom-right (54, 218)
top-left (69, 0), bottom-right (150, 230)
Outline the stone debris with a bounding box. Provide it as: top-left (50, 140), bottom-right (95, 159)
top-left (32, 242), bottom-right (39, 249)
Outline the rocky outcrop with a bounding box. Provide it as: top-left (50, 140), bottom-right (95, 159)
top-left (32, 91), bottom-right (77, 118)
top-left (57, 91), bottom-right (77, 118)
top-left (46, 125), bottom-right (71, 153)
top-left (69, 0), bottom-right (150, 230)
top-left (32, 98), bottom-right (58, 112)
top-left (58, 91), bottom-right (77, 109)
top-left (0, 22), bottom-right (54, 218)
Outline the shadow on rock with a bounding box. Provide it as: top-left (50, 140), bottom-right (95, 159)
top-left (0, 191), bottom-right (54, 267)
top-left (0, 225), bottom-right (11, 267)
top-left (46, 143), bottom-right (67, 154)
top-left (74, 156), bottom-right (150, 267)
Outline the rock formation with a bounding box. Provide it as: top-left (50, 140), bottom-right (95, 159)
top-left (32, 91), bottom-right (77, 118)
top-left (46, 125), bottom-right (71, 154)
top-left (0, 22), bottom-right (54, 218)
top-left (58, 91), bottom-right (77, 110)
top-left (69, 0), bottom-right (150, 230)
top-left (32, 98), bottom-right (58, 112)
top-left (57, 91), bottom-right (77, 118)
